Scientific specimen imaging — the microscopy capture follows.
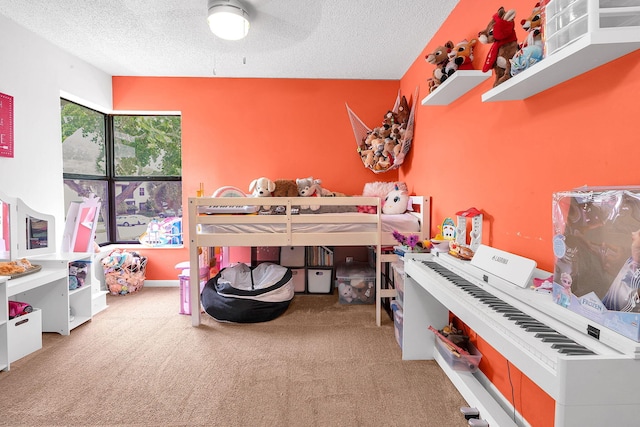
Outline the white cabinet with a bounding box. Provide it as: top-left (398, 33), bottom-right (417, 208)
top-left (0, 253), bottom-right (98, 370)
top-left (0, 277), bottom-right (8, 371)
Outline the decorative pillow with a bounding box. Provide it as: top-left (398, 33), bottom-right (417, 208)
top-left (362, 181), bottom-right (407, 199)
top-left (212, 186), bottom-right (248, 197)
top-left (360, 181), bottom-right (410, 213)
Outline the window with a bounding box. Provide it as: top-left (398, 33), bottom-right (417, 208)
top-left (61, 99), bottom-right (182, 245)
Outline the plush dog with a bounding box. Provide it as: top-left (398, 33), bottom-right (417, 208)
top-left (249, 177), bottom-right (275, 209)
top-left (249, 177), bottom-right (275, 197)
top-left (296, 177), bottom-right (322, 211)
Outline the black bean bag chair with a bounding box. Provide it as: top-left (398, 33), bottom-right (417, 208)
top-left (201, 262), bottom-right (294, 323)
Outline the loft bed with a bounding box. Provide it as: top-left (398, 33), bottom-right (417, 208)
top-left (187, 195), bottom-right (430, 326)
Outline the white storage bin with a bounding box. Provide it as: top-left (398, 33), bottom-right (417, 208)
top-left (8, 308), bottom-right (42, 363)
top-left (291, 268), bottom-right (306, 292)
top-left (307, 268), bottom-right (333, 293)
top-left (280, 246), bottom-right (305, 267)
top-left (392, 261), bottom-right (404, 307)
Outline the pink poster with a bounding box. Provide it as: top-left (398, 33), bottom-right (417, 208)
top-left (0, 92), bottom-right (14, 158)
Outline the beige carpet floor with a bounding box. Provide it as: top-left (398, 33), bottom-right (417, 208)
top-left (0, 287), bottom-right (468, 426)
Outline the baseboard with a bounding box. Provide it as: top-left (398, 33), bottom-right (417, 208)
top-left (144, 280), bottom-right (179, 287)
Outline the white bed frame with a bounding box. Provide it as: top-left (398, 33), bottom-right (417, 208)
top-left (188, 195), bottom-right (430, 326)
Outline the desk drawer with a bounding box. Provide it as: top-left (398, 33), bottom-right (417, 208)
top-left (8, 308), bottom-right (42, 363)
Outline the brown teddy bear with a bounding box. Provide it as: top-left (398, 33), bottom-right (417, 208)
top-left (272, 179), bottom-right (299, 197)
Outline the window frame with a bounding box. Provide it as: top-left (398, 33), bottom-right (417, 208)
top-left (61, 99), bottom-right (182, 246)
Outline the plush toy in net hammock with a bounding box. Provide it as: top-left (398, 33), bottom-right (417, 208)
top-left (346, 87), bottom-right (418, 174)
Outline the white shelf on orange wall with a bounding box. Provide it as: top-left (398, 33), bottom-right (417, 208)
top-left (482, 2), bottom-right (640, 102)
top-left (421, 70), bottom-right (491, 106)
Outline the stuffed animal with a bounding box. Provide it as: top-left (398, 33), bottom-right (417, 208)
top-left (395, 96), bottom-right (411, 125)
top-left (510, 2), bottom-right (544, 76)
top-left (338, 282), bottom-right (357, 303)
top-left (249, 177), bottom-right (275, 209)
top-left (479, 7), bottom-right (519, 87)
top-left (272, 179), bottom-right (299, 198)
top-left (449, 39), bottom-right (477, 72)
top-left (425, 41), bottom-right (454, 92)
top-left (382, 185), bottom-right (410, 215)
top-left (352, 280), bottom-right (374, 303)
top-left (296, 177), bottom-right (322, 211)
top-left (358, 181), bottom-right (408, 213)
top-left (249, 177), bottom-right (275, 197)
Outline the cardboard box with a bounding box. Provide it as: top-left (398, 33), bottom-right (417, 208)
top-left (552, 187), bottom-right (640, 341)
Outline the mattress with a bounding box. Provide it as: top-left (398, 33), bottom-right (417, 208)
top-left (197, 212), bottom-right (420, 235)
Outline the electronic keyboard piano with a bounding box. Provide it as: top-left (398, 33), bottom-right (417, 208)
top-left (402, 245), bottom-right (640, 427)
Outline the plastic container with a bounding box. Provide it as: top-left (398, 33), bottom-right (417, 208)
top-left (391, 300), bottom-right (403, 349)
top-left (392, 261), bottom-right (404, 306)
top-left (178, 266), bottom-right (210, 315)
top-left (335, 261), bottom-right (376, 304)
top-left (434, 335), bottom-right (482, 373)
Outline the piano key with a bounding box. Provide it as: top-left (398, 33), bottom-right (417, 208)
top-left (559, 348), bottom-right (596, 355)
top-left (541, 336), bottom-right (576, 343)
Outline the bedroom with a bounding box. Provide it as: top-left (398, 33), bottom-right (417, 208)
top-left (1, 0), bottom-right (640, 425)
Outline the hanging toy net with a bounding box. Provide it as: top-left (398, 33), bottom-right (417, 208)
top-left (346, 87), bottom-right (418, 174)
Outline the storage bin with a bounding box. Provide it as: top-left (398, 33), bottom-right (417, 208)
top-left (307, 268), bottom-right (333, 293)
top-left (291, 268), bottom-right (306, 292)
top-left (252, 246), bottom-right (280, 264)
top-left (280, 246), bottom-right (306, 267)
top-left (336, 261), bottom-right (376, 304)
top-left (179, 266), bottom-right (210, 315)
top-left (8, 308), bottom-right (42, 363)
top-left (434, 334), bottom-right (482, 373)
top-left (392, 261), bottom-right (404, 306)
top-left (102, 250), bottom-right (147, 295)
top-left (391, 300), bottom-right (403, 349)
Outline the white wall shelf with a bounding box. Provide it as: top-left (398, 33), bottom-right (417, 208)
top-left (482, 2), bottom-right (640, 102)
top-left (421, 71), bottom-right (491, 106)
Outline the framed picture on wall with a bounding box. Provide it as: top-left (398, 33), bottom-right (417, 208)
top-left (0, 92), bottom-right (14, 158)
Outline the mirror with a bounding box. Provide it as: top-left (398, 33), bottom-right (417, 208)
top-left (26, 215), bottom-right (49, 250)
top-left (16, 198), bottom-right (55, 258)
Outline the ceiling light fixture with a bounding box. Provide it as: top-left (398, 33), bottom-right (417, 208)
top-left (207, 0), bottom-right (250, 41)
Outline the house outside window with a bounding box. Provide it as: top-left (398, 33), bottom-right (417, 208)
top-left (60, 99), bottom-right (182, 245)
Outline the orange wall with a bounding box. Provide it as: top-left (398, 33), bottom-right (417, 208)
top-left (112, 77), bottom-right (401, 280)
top-left (113, 2), bottom-right (640, 424)
top-left (401, 0), bottom-right (640, 273)
top-left (399, 1), bottom-right (640, 425)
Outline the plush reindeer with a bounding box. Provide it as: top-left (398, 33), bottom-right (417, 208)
top-left (478, 7), bottom-right (519, 87)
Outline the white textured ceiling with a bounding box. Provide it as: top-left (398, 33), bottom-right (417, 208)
top-left (0, 0), bottom-right (458, 79)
